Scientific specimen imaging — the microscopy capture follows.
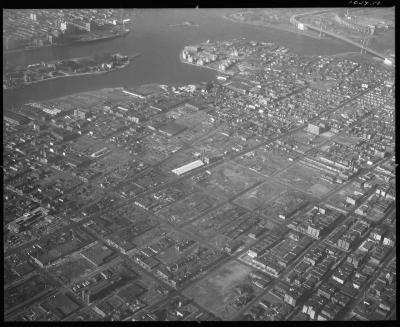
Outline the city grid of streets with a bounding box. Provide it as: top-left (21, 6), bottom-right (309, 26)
top-left (3, 8), bottom-right (396, 322)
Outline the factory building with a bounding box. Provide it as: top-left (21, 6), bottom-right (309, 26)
top-left (172, 160), bottom-right (204, 176)
top-left (4, 111), bottom-right (31, 125)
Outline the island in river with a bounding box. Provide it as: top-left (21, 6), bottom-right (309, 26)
top-left (3, 53), bottom-right (139, 90)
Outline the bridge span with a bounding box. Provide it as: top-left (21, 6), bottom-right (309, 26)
top-left (290, 11), bottom-right (393, 65)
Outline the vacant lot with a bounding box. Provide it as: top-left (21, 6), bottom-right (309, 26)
top-left (133, 275), bottom-right (169, 307)
top-left (155, 191), bottom-right (219, 226)
top-left (283, 129), bottom-right (329, 154)
top-left (196, 162), bottom-right (265, 199)
top-left (141, 133), bottom-right (183, 165)
top-left (275, 163), bottom-right (334, 198)
top-left (326, 182), bottom-right (360, 212)
top-left (334, 134), bottom-right (362, 147)
top-left (183, 260), bottom-right (260, 320)
top-left (185, 203), bottom-right (248, 239)
top-left (71, 135), bottom-right (103, 152)
top-left (260, 188), bottom-right (314, 221)
top-left (235, 148), bottom-right (292, 177)
top-left (48, 255), bottom-right (96, 284)
top-left (130, 224), bottom-right (171, 248)
top-left (233, 179), bottom-right (287, 211)
top-left (90, 148), bottom-right (132, 174)
top-left (309, 79), bottom-right (337, 91)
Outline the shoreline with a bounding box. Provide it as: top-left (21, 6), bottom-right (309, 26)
top-left (222, 13), bottom-right (327, 41)
top-left (3, 54), bottom-right (140, 91)
top-left (178, 47), bottom-right (381, 76)
top-left (178, 52), bottom-right (226, 75)
top-left (3, 29), bottom-right (130, 56)
top-left (224, 13), bottom-right (394, 59)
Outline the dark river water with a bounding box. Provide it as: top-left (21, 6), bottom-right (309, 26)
top-left (3, 9), bottom-right (359, 108)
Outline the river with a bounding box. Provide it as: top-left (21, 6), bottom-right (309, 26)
top-left (3, 9), bottom-right (359, 108)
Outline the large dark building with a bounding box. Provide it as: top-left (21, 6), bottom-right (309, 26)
top-left (4, 111), bottom-right (31, 125)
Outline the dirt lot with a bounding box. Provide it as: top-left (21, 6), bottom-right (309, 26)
top-left (260, 188), bottom-right (314, 221)
top-left (185, 203), bottom-right (247, 239)
top-left (47, 255), bottom-right (96, 284)
top-left (196, 162), bottom-right (265, 200)
top-left (275, 163), bottom-right (334, 198)
top-left (325, 182), bottom-right (360, 212)
top-left (134, 275), bottom-right (169, 307)
top-left (155, 191), bottom-right (220, 226)
top-left (233, 179), bottom-right (287, 211)
top-left (183, 260), bottom-right (260, 320)
top-left (71, 135), bottom-right (103, 152)
top-left (334, 134), bottom-right (362, 147)
top-left (234, 147), bottom-right (292, 177)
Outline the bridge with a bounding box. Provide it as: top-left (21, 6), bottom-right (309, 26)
top-left (290, 10), bottom-right (394, 65)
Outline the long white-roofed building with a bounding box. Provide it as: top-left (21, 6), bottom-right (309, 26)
top-left (171, 160), bottom-right (204, 176)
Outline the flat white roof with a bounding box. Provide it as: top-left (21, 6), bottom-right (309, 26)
top-left (122, 90), bottom-right (145, 98)
top-left (172, 160), bottom-right (204, 176)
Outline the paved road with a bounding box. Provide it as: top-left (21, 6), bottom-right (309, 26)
top-left (4, 84), bottom-right (384, 319)
top-left (290, 11), bottom-right (392, 62)
top-left (230, 154), bottom-right (394, 321)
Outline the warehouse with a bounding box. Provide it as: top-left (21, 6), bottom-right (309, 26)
top-left (4, 111), bottom-right (31, 125)
top-left (171, 160), bottom-right (204, 176)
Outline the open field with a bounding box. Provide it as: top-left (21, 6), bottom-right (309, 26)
top-left (192, 130), bottom-right (231, 155)
top-left (134, 275), bottom-right (169, 307)
top-left (171, 126), bottom-right (215, 145)
top-left (183, 260), bottom-right (261, 320)
top-left (156, 246), bottom-right (183, 265)
top-left (168, 110), bottom-right (217, 145)
top-left (156, 238), bottom-right (197, 265)
top-left (209, 233), bottom-right (234, 249)
top-left (309, 79), bottom-right (338, 90)
top-left (283, 129), bottom-right (331, 154)
top-left (259, 188), bottom-right (315, 221)
top-left (233, 179), bottom-right (287, 211)
top-left (195, 162), bottom-right (265, 199)
top-left (173, 109), bottom-right (214, 129)
top-left (132, 168), bottom-right (170, 189)
top-left (120, 204), bottom-right (154, 224)
top-left (129, 224), bottom-right (171, 248)
top-left (365, 206), bottom-right (386, 223)
top-left (140, 133), bottom-right (184, 165)
top-left (71, 135), bottom-right (104, 153)
top-left (90, 148), bottom-right (132, 174)
top-left (334, 134), bottom-right (362, 147)
top-left (325, 182), bottom-right (361, 212)
top-left (47, 255), bottom-right (96, 284)
top-left (275, 163), bottom-right (334, 198)
top-left (185, 203), bottom-right (248, 239)
top-left (51, 88), bottom-right (122, 111)
top-left (234, 147), bottom-right (292, 177)
top-left (154, 191), bottom-right (219, 225)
